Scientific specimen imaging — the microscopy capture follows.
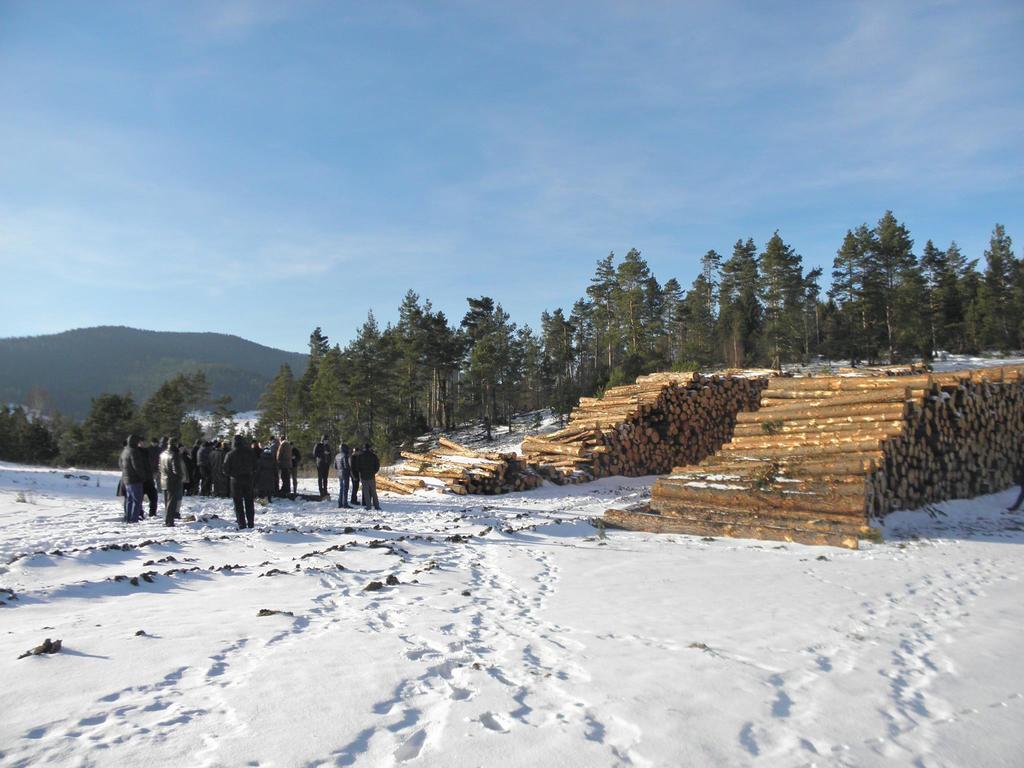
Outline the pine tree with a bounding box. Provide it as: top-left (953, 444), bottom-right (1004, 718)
top-left (919, 240), bottom-right (945, 353)
top-left (311, 345), bottom-right (347, 444)
top-left (541, 308), bottom-right (577, 419)
top-left (298, 327), bottom-right (330, 422)
top-left (868, 211), bottom-right (916, 363)
top-left (830, 229), bottom-right (868, 363)
top-left (982, 224), bottom-right (1017, 350)
top-left (585, 253), bottom-right (618, 373)
top-left (680, 274), bottom-right (716, 367)
top-left (209, 395), bottom-right (236, 438)
top-left (801, 268), bottom-right (823, 360)
top-left (935, 242), bottom-right (966, 353)
top-left (344, 312), bottom-right (383, 441)
top-left (615, 248), bottom-right (652, 363)
top-left (258, 364), bottom-right (298, 438)
top-left (71, 393), bottom-right (139, 467)
top-left (141, 372), bottom-right (209, 438)
top-left (759, 231), bottom-right (804, 367)
top-left (719, 238), bottom-right (762, 366)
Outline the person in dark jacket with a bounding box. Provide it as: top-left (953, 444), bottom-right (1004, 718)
top-left (334, 443), bottom-right (351, 508)
top-left (256, 447), bottom-right (277, 503)
top-left (314, 435), bottom-right (332, 497)
top-left (197, 441), bottom-right (213, 496)
top-left (224, 434), bottom-right (257, 529)
top-left (119, 434), bottom-right (150, 523)
top-left (177, 441), bottom-right (191, 499)
top-left (181, 445), bottom-right (196, 495)
top-left (211, 441), bottom-right (230, 498)
top-left (291, 445), bottom-right (301, 495)
top-left (159, 438), bottom-right (185, 527)
top-left (359, 442), bottom-right (381, 511)
top-left (349, 446), bottom-right (362, 506)
top-left (143, 437), bottom-right (161, 517)
top-left (188, 440), bottom-right (201, 495)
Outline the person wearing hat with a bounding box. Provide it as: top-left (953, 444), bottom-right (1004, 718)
top-left (159, 437), bottom-right (185, 527)
top-left (313, 434), bottom-right (333, 498)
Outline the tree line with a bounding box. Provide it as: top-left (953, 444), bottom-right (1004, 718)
top-left (1, 212), bottom-right (1017, 467)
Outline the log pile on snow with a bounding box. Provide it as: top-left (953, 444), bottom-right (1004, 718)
top-left (522, 372), bottom-right (768, 483)
top-left (390, 437), bottom-right (542, 495)
top-left (606, 365), bottom-right (1024, 549)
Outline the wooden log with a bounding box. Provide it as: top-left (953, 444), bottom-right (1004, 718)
top-left (603, 506), bottom-right (863, 549)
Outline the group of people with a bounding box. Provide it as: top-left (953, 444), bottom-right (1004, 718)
top-left (312, 436), bottom-right (382, 511)
top-left (118, 433), bottom-right (382, 530)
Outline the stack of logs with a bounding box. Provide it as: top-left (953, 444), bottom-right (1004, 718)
top-left (606, 365), bottom-right (1024, 549)
top-left (522, 372), bottom-right (768, 482)
top-left (386, 437), bottom-right (543, 495)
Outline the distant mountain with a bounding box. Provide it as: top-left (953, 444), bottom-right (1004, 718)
top-left (0, 326), bottom-right (308, 418)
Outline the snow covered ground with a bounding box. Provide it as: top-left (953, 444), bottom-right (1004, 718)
top-left (1, 462), bottom-right (1023, 767)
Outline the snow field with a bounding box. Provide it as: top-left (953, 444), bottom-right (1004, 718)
top-left (1, 462), bottom-right (1023, 767)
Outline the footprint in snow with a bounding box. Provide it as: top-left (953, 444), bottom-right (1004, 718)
top-left (478, 711), bottom-right (510, 733)
top-left (394, 728), bottom-right (427, 762)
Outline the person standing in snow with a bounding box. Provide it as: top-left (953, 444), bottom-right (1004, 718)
top-left (143, 437), bottom-right (161, 517)
top-left (197, 440), bottom-right (213, 496)
top-left (314, 435), bottom-right (332, 497)
top-left (224, 434), bottom-right (256, 529)
top-left (177, 441), bottom-right (192, 495)
top-left (268, 436), bottom-right (281, 492)
top-left (359, 442), bottom-right (381, 511)
top-left (256, 445), bottom-right (278, 503)
top-left (119, 434), bottom-right (149, 523)
top-left (334, 443), bottom-right (351, 508)
top-left (277, 436), bottom-right (293, 499)
top-left (159, 438), bottom-right (184, 527)
top-left (188, 440), bottom-right (202, 495)
top-left (349, 446), bottom-right (362, 506)
top-left (291, 444), bottom-right (301, 495)
top-left (212, 441), bottom-right (231, 498)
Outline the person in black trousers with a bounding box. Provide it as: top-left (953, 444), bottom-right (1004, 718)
top-left (349, 446), bottom-right (362, 506)
top-left (198, 441), bottom-right (213, 496)
top-left (224, 435), bottom-right (256, 529)
top-left (314, 435), bottom-right (332, 498)
top-left (143, 437), bottom-right (161, 517)
top-left (359, 443), bottom-right (381, 511)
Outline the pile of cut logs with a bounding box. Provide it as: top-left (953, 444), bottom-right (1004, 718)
top-left (835, 363), bottom-right (930, 377)
top-left (387, 437), bottom-right (543, 495)
top-left (606, 365), bottom-right (1024, 549)
top-left (522, 372), bottom-right (768, 482)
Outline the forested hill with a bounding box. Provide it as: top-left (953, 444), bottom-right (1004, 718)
top-left (0, 326), bottom-right (308, 418)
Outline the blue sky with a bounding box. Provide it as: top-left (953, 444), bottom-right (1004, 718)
top-left (1, 1), bottom-right (1022, 352)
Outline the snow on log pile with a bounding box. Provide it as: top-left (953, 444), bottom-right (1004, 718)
top-left (390, 437), bottom-right (543, 495)
top-left (606, 365), bottom-right (1024, 550)
top-left (522, 371), bottom-right (768, 483)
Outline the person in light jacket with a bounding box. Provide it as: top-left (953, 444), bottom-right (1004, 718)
top-left (277, 437), bottom-right (293, 499)
top-left (159, 438), bottom-right (185, 527)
